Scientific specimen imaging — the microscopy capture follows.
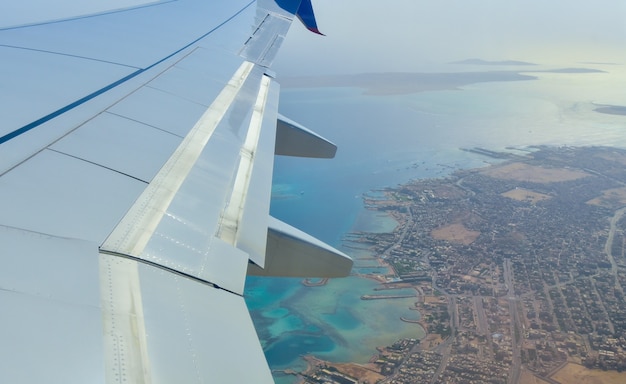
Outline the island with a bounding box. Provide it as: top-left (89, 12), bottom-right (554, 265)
top-left (450, 58), bottom-right (538, 66)
top-left (296, 146), bottom-right (626, 384)
top-left (278, 68), bottom-right (604, 96)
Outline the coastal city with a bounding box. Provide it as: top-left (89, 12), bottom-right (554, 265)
top-left (296, 146), bottom-right (626, 384)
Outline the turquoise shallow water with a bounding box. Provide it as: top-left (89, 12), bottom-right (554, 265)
top-left (247, 275), bottom-right (422, 375)
top-left (245, 65), bottom-right (626, 382)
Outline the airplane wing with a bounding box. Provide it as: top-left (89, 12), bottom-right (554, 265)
top-left (0, 1), bottom-right (352, 382)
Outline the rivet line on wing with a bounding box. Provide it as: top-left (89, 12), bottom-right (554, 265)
top-left (101, 61), bottom-right (255, 256)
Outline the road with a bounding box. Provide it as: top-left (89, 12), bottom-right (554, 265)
top-left (472, 295), bottom-right (494, 360)
top-left (427, 269), bottom-right (459, 383)
top-left (504, 259), bottom-right (522, 384)
top-left (604, 206), bottom-right (626, 294)
top-left (380, 206), bottom-right (413, 259)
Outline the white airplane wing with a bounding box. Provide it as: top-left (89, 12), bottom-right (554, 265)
top-left (0, 1), bottom-right (352, 382)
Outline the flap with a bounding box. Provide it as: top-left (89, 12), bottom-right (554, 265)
top-left (248, 216), bottom-right (353, 277)
top-left (275, 113), bottom-right (337, 158)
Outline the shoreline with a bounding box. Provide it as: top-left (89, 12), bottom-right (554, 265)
top-left (286, 147), bottom-right (517, 382)
top-left (264, 66), bottom-right (626, 381)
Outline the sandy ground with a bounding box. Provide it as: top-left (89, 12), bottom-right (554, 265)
top-left (519, 368), bottom-right (552, 384)
top-left (594, 151), bottom-right (626, 166)
top-left (329, 362), bottom-right (385, 383)
top-left (551, 363), bottom-right (626, 384)
top-left (482, 162), bottom-right (589, 183)
top-left (431, 223), bottom-right (480, 245)
top-left (303, 355), bottom-right (384, 384)
top-left (587, 186), bottom-right (626, 207)
top-left (424, 295), bottom-right (447, 304)
top-left (502, 188), bottom-right (552, 203)
top-left (419, 333), bottom-right (444, 349)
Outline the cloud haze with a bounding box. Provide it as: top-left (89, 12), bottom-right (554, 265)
top-left (275, 0), bottom-right (626, 75)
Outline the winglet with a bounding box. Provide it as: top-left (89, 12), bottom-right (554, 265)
top-left (296, 0), bottom-right (325, 35)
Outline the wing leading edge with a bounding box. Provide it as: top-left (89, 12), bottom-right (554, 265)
top-left (0, 1), bottom-right (351, 383)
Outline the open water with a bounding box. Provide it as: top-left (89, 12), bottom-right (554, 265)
top-left (244, 64), bottom-right (626, 382)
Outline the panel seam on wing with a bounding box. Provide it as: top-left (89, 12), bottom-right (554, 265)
top-left (0, 0), bottom-right (179, 31)
top-left (0, 1), bottom-right (257, 145)
top-left (46, 148), bottom-right (150, 184)
top-left (0, 47), bottom-right (200, 178)
top-left (0, 44), bottom-right (141, 68)
top-left (99, 250), bottom-right (243, 297)
top-left (104, 111), bottom-right (185, 139)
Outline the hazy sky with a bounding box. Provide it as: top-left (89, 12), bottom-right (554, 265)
top-left (274, 0), bottom-right (626, 75)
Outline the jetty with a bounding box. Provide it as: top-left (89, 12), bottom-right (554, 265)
top-left (361, 294), bottom-right (414, 300)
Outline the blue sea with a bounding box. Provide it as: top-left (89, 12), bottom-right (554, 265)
top-left (244, 65), bottom-right (626, 382)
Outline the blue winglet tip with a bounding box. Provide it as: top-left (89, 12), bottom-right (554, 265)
top-left (297, 0), bottom-right (324, 36)
top-left (306, 26), bottom-right (325, 36)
